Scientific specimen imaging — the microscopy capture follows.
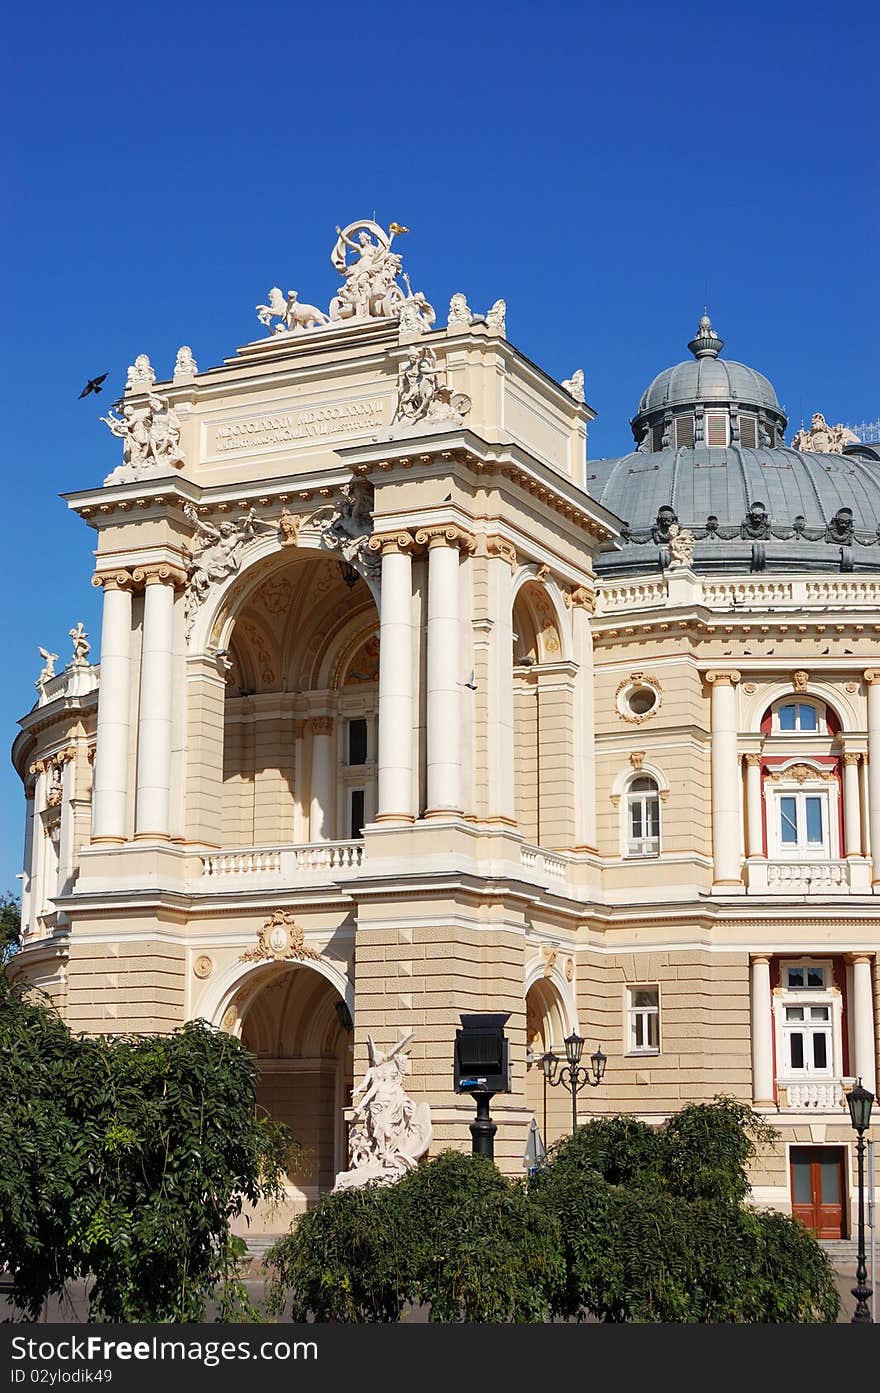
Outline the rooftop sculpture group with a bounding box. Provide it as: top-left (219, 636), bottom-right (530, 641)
top-left (102, 394), bottom-right (184, 484)
top-left (256, 220), bottom-right (436, 338)
top-left (792, 413), bottom-right (860, 454)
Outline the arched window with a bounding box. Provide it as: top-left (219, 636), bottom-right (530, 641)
top-left (626, 776), bottom-right (660, 857)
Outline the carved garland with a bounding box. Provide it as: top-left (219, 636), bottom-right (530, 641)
top-left (765, 764), bottom-right (837, 784)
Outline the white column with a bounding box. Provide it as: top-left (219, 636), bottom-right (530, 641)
top-left (571, 591), bottom-right (597, 848)
top-left (135, 574), bottom-right (176, 839)
top-left (843, 753), bottom-right (863, 857)
top-left (745, 754), bottom-right (764, 857)
top-left (309, 718), bottom-right (334, 841)
top-left (486, 544), bottom-right (515, 823)
top-left (293, 720), bottom-right (307, 842)
top-left (750, 955), bottom-right (775, 1105)
top-left (708, 670), bottom-right (742, 884)
top-left (424, 533), bottom-right (463, 816)
top-left (376, 537), bottom-right (414, 821)
top-left (57, 755), bottom-right (76, 896)
top-left (32, 768), bottom-right (48, 918)
top-left (91, 574), bottom-right (133, 842)
top-left (20, 788), bottom-right (35, 936)
top-left (866, 671), bottom-right (880, 882)
top-left (851, 955), bottom-right (876, 1093)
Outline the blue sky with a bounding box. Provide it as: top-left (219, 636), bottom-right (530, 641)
top-left (2, 0), bottom-right (877, 885)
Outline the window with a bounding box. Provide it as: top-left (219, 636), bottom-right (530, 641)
top-left (347, 718), bottom-right (368, 765)
top-left (774, 789), bottom-right (830, 857)
top-left (777, 703), bottom-right (819, 732)
top-left (706, 412), bottom-right (728, 446)
top-left (783, 1004), bottom-right (832, 1075)
top-left (675, 415), bottom-right (694, 448)
top-left (740, 416), bottom-right (758, 448)
top-left (651, 423), bottom-right (665, 452)
top-left (627, 777), bottom-right (660, 857)
top-left (349, 788), bottom-right (365, 838)
top-left (627, 987), bottom-right (660, 1053)
top-left (786, 965), bottom-right (827, 990)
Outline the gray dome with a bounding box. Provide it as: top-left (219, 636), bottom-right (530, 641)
top-left (637, 356), bottom-right (781, 417)
top-left (588, 442), bottom-right (880, 577)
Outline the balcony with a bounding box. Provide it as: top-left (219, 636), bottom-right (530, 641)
top-left (777, 1079), bottom-right (852, 1111)
top-left (746, 857), bottom-right (872, 895)
top-left (199, 841), bottom-right (364, 887)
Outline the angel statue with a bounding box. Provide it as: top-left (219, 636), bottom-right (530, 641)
top-left (333, 1033), bottom-right (433, 1192)
top-left (182, 503), bottom-right (276, 632)
top-left (329, 220), bottom-right (408, 323)
top-left (69, 622), bottom-right (91, 665)
top-left (35, 648), bottom-right (59, 692)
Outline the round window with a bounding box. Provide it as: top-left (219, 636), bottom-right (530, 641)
top-left (627, 686), bottom-right (657, 717)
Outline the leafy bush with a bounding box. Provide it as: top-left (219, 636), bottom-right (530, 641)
top-left (0, 978), bottom-right (290, 1321)
top-left (660, 1096), bottom-right (776, 1205)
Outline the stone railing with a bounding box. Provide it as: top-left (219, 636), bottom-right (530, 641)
top-left (746, 858), bottom-right (864, 894)
top-left (596, 573), bottom-right (880, 617)
top-left (779, 1080), bottom-right (847, 1110)
top-left (520, 844), bottom-right (568, 882)
top-left (200, 841), bottom-right (364, 883)
top-left (594, 580), bottom-right (666, 614)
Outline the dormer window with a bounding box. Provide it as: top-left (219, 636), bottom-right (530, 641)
top-left (675, 415), bottom-right (694, 448)
top-left (740, 416), bottom-right (758, 448)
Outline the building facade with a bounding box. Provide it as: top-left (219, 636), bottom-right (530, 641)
top-left (11, 226), bottom-right (879, 1236)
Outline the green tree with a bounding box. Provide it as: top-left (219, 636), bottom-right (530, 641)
top-left (0, 977), bottom-right (291, 1321)
top-left (0, 892), bottom-right (21, 963)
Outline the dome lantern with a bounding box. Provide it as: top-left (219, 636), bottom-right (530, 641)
top-left (687, 312), bottom-right (724, 360)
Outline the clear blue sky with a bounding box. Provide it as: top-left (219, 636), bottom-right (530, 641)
top-left (2, 0), bottom-right (877, 886)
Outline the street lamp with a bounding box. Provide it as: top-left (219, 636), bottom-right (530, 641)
top-left (847, 1078), bottom-right (875, 1323)
top-left (542, 1034), bottom-right (607, 1134)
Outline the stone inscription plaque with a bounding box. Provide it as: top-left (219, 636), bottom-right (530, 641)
top-left (208, 396), bottom-right (388, 455)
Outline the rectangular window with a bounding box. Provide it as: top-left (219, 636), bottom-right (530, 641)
top-left (675, 415), bottom-right (694, 448)
top-left (349, 789), bottom-right (365, 839)
top-left (777, 703), bottom-right (819, 732)
top-left (651, 424), bottom-right (665, 452)
top-left (773, 790), bottom-right (830, 857)
top-left (740, 416), bottom-right (758, 448)
top-left (348, 718), bottom-right (368, 766)
top-left (786, 966), bottom-right (827, 990)
top-left (783, 1003), bottom-right (832, 1075)
top-left (627, 987), bottom-right (660, 1053)
top-left (706, 413), bottom-right (727, 446)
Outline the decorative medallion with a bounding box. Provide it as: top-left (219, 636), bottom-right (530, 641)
top-left (240, 908), bottom-right (321, 963)
top-left (193, 954), bottom-right (214, 979)
top-left (743, 682), bottom-right (757, 695)
top-left (845, 682), bottom-right (859, 694)
top-left (615, 672), bottom-right (663, 724)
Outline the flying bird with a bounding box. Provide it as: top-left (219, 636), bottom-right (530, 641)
top-left (79, 373), bottom-right (108, 399)
top-left (462, 670), bottom-right (477, 690)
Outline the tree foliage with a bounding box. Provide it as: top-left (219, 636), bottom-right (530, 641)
top-left (0, 977), bottom-right (291, 1321)
top-left (266, 1101), bottom-right (839, 1324)
top-left (0, 892), bottom-right (21, 963)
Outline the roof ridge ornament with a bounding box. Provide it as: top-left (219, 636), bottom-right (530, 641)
top-left (688, 311), bottom-right (724, 360)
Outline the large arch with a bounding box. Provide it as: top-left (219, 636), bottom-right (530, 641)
top-left (524, 967), bottom-right (577, 1148)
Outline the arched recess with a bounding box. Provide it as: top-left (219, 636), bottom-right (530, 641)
top-left (741, 681), bottom-right (857, 736)
top-left (524, 966), bottom-right (576, 1148)
top-left (512, 576), bottom-right (575, 848)
top-left (209, 541), bottom-right (380, 848)
top-left (214, 959), bottom-right (354, 1206)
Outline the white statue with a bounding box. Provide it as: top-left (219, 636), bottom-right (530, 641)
top-left (448, 292), bottom-right (473, 328)
top-left (562, 369), bottom-right (585, 403)
top-left (333, 1033), bottom-right (432, 1192)
top-left (256, 288), bottom-right (330, 334)
top-left (486, 299), bottom-right (506, 334)
top-left (126, 353), bottom-right (155, 390)
top-left (310, 481), bottom-right (379, 579)
top-left (667, 521), bottom-right (695, 569)
top-left (330, 221), bottom-right (403, 322)
top-left (792, 412), bottom-right (860, 455)
top-left (174, 345), bottom-right (198, 376)
top-left (102, 395), bottom-right (183, 483)
top-left (69, 622), bottom-right (90, 666)
top-left (393, 345), bottom-right (471, 429)
top-left (35, 648), bottom-right (58, 691)
top-left (398, 289), bottom-right (436, 336)
top-left (183, 503), bottom-right (276, 634)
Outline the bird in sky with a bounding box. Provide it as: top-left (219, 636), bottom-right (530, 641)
top-left (79, 373), bottom-right (108, 399)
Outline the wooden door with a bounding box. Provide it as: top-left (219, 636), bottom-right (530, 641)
top-left (790, 1147), bottom-right (846, 1238)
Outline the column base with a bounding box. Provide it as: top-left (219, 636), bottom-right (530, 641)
top-left (373, 813), bottom-right (416, 824)
top-left (133, 831), bottom-right (172, 842)
top-left (424, 808), bottom-right (464, 819)
top-left (90, 835), bottom-right (126, 847)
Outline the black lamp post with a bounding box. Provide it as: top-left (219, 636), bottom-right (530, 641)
top-left (847, 1078), bottom-right (875, 1323)
top-left (542, 1034), bottom-right (607, 1134)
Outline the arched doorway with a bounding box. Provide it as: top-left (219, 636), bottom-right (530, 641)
top-left (512, 580), bottom-right (566, 846)
top-left (235, 962), bottom-right (354, 1216)
top-left (525, 975), bottom-right (571, 1147)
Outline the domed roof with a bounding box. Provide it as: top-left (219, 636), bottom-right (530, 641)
top-left (631, 315), bottom-right (785, 441)
top-left (590, 317), bottom-right (880, 577)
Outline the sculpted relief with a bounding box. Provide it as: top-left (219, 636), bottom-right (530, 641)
top-left (333, 1033), bottom-right (432, 1192)
top-left (792, 413), bottom-right (860, 454)
top-left (102, 394), bottom-right (184, 484)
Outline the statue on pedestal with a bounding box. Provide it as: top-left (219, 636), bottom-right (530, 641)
top-left (333, 1033), bottom-right (432, 1191)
